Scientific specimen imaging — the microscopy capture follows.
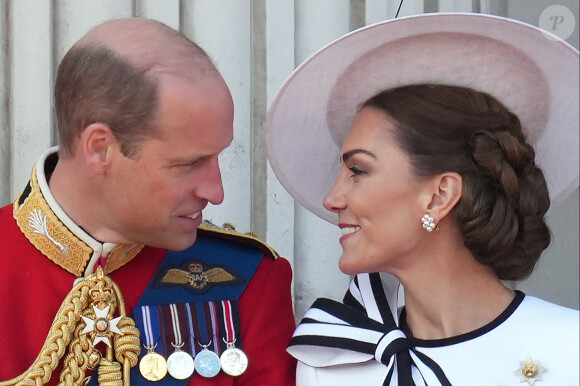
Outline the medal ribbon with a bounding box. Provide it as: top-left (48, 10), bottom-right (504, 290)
top-left (223, 300), bottom-right (236, 343)
top-left (165, 303), bottom-right (194, 354)
top-left (135, 301), bottom-right (243, 358)
top-left (185, 303), bottom-right (198, 356)
top-left (287, 273), bottom-right (452, 385)
top-left (135, 305), bottom-right (163, 352)
top-left (208, 301), bottom-right (221, 353)
top-left (195, 302), bottom-right (212, 350)
top-left (221, 300), bottom-right (243, 349)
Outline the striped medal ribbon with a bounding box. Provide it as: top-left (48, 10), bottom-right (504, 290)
top-left (135, 301), bottom-right (244, 380)
top-left (219, 300), bottom-right (248, 376)
top-left (192, 301), bottom-right (222, 377)
top-left (166, 304), bottom-right (195, 380)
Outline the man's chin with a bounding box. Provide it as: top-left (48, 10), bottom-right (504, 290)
top-left (156, 231), bottom-right (198, 251)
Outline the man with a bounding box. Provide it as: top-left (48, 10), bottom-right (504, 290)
top-left (0, 18), bottom-right (296, 385)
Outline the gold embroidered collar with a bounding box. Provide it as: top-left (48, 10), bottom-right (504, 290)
top-left (13, 148), bottom-right (144, 277)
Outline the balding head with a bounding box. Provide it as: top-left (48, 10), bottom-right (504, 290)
top-left (77, 18), bottom-right (218, 79)
top-left (55, 18), bottom-right (222, 158)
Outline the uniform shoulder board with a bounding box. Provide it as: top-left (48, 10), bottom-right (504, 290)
top-left (198, 221), bottom-right (280, 260)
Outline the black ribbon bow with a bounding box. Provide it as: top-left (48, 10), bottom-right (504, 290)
top-left (287, 272), bottom-right (451, 385)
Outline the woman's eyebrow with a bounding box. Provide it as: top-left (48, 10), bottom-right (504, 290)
top-left (341, 149), bottom-right (377, 163)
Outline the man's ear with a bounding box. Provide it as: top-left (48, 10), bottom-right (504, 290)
top-left (426, 172), bottom-right (462, 223)
top-left (80, 123), bottom-right (116, 175)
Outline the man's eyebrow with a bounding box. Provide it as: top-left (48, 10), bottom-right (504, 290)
top-left (341, 149), bottom-right (377, 163)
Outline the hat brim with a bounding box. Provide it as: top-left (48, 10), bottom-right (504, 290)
top-left (266, 13), bottom-right (579, 224)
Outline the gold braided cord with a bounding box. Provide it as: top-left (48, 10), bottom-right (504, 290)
top-left (113, 318), bottom-right (141, 368)
top-left (59, 325), bottom-right (93, 385)
top-left (0, 285), bottom-right (91, 385)
top-left (0, 268), bottom-right (140, 386)
top-left (97, 359), bottom-right (123, 386)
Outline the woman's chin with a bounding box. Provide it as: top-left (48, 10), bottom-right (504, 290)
top-left (338, 257), bottom-right (362, 276)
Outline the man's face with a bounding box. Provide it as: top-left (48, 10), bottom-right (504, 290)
top-left (104, 74), bottom-right (234, 250)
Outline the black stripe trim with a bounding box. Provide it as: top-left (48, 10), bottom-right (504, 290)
top-left (384, 365), bottom-right (394, 386)
top-left (379, 337), bottom-right (410, 365)
top-left (343, 289), bottom-right (363, 311)
top-left (400, 290), bottom-right (525, 348)
top-left (369, 273), bottom-right (397, 327)
top-left (396, 351), bottom-right (414, 384)
top-left (412, 350), bottom-right (452, 386)
top-left (309, 298), bottom-right (387, 331)
top-left (289, 335), bottom-right (376, 355)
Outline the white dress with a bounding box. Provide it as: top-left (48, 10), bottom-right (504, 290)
top-left (288, 273), bottom-right (579, 386)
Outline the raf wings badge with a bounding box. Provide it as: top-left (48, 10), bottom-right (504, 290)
top-left (159, 261), bottom-right (244, 293)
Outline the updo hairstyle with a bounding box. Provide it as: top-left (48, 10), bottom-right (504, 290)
top-left (363, 84), bottom-right (551, 281)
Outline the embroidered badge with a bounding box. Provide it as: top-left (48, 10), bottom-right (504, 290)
top-left (29, 208), bottom-right (68, 254)
top-left (514, 356), bottom-right (546, 385)
top-left (159, 261), bottom-right (244, 293)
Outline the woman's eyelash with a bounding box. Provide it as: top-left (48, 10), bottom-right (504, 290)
top-left (348, 166), bottom-right (367, 176)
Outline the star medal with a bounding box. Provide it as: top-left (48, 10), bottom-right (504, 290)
top-left (514, 356), bottom-right (546, 385)
top-left (139, 343), bottom-right (168, 382)
top-left (167, 342), bottom-right (195, 380)
top-left (194, 341), bottom-right (221, 378)
top-left (80, 304), bottom-right (123, 347)
top-left (220, 338), bottom-right (248, 376)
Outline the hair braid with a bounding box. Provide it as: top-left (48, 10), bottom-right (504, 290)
top-left (365, 84), bottom-right (552, 280)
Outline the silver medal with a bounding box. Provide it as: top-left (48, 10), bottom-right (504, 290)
top-left (194, 345), bottom-right (221, 378)
top-left (167, 342), bottom-right (195, 380)
top-left (220, 345), bottom-right (248, 376)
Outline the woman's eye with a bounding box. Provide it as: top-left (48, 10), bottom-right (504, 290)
top-left (348, 165), bottom-right (367, 177)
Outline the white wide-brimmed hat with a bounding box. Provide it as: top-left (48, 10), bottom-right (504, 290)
top-left (266, 13), bottom-right (579, 224)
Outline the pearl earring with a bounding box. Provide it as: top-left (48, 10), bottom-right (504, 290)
top-left (421, 214), bottom-right (438, 232)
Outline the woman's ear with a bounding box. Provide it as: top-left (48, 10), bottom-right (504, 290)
top-left (426, 172), bottom-right (462, 223)
top-left (80, 123), bottom-right (116, 175)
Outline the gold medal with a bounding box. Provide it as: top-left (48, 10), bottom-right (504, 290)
top-left (139, 344), bottom-right (168, 381)
top-left (220, 340), bottom-right (248, 377)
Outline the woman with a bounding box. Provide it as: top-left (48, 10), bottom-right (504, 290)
top-left (266, 13), bottom-right (579, 385)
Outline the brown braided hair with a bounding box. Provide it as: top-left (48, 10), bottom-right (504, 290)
top-left (363, 84), bottom-right (551, 281)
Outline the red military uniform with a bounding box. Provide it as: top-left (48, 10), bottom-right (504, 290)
top-left (0, 149), bottom-right (296, 385)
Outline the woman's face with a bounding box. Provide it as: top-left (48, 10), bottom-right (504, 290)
top-left (323, 107), bottom-right (432, 275)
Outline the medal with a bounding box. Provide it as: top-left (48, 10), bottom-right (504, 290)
top-left (220, 338), bottom-right (248, 376)
top-left (194, 342), bottom-right (221, 378)
top-left (167, 342), bottom-right (195, 380)
top-left (137, 306), bottom-right (167, 381)
top-left (139, 344), bottom-right (168, 381)
top-left (219, 301), bottom-right (248, 376)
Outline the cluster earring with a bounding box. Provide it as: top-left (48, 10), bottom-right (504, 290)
top-left (421, 214), bottom-right (439, 232)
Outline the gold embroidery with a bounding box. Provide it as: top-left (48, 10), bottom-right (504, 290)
top-left (104, 243), bottom-right (144, 275)
top-left (14, 165), bottom-right (93, 276)
top-left (13, 164), bottom-right (143, 277)
top-left (161, 264), bottom-right (237, 290)
top-left (199, 222), bottom-right (280, 259)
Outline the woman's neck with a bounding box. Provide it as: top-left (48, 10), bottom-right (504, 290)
top-left (397, 246), bottom-right (515, 340)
